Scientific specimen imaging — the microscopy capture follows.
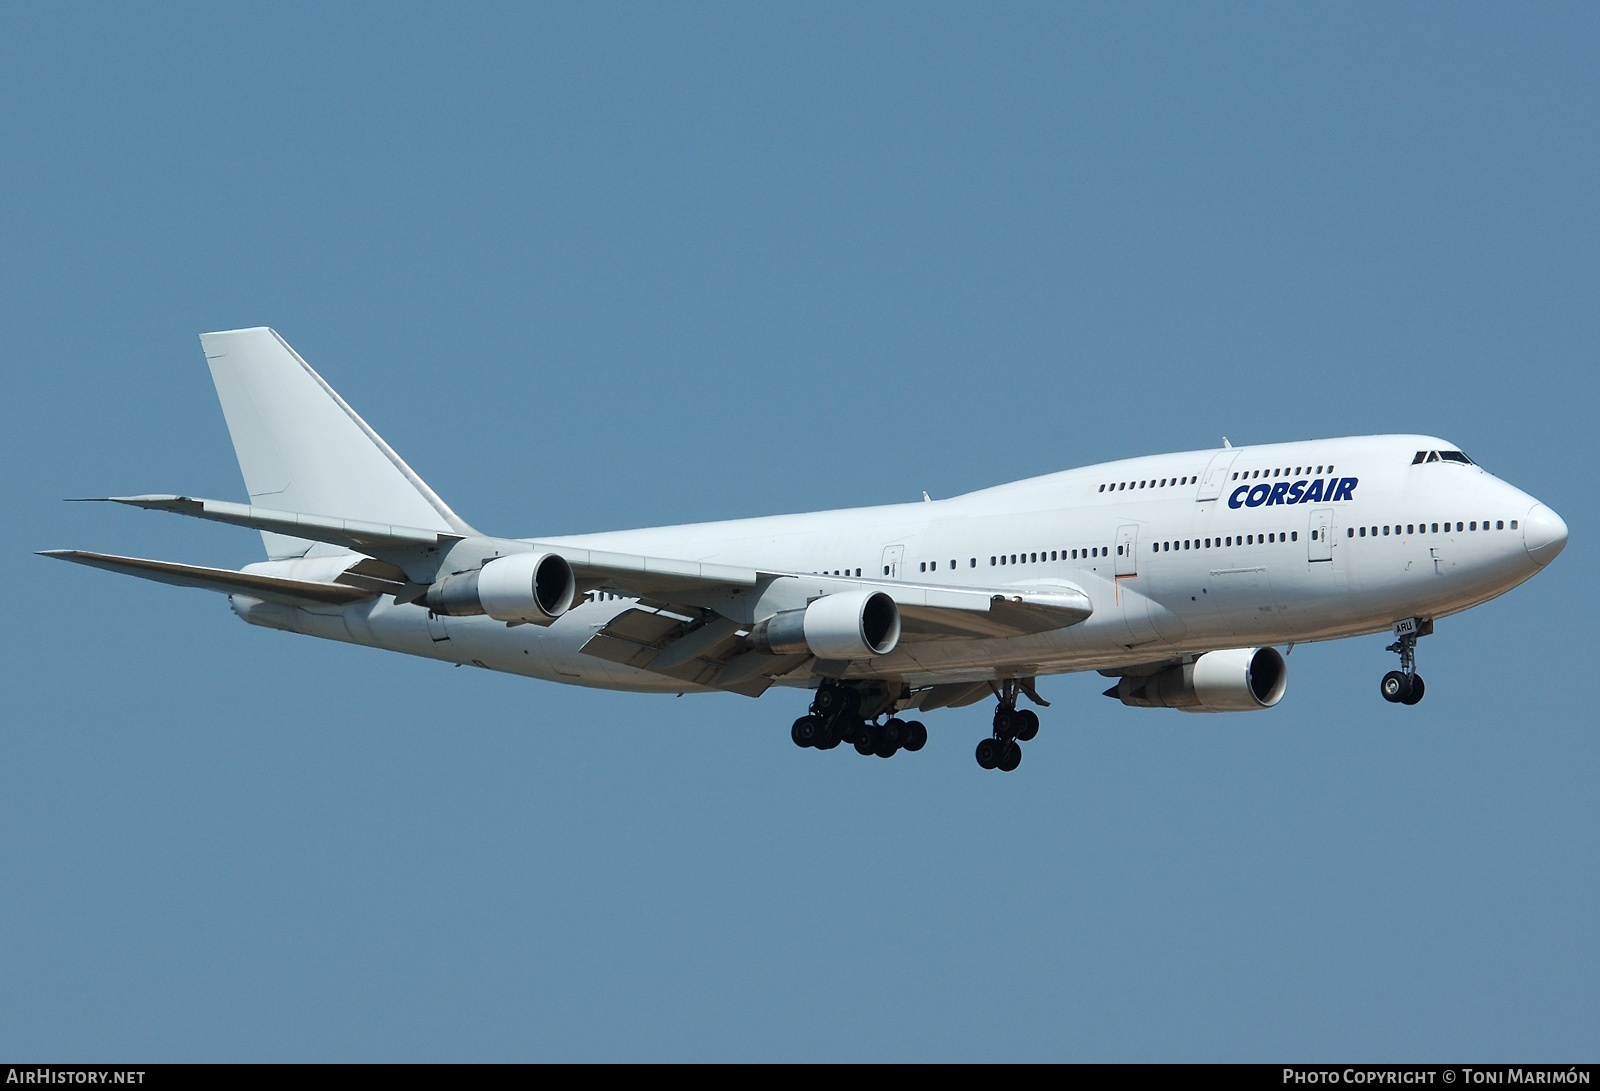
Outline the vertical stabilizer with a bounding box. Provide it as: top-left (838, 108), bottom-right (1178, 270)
top-left (199, 327), bottom-right (475, 559)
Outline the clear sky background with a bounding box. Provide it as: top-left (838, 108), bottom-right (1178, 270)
top-left (2, 4), bottom-right (1594, 1062)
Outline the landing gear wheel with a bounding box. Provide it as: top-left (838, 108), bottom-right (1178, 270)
top-left (1381, 670), bottom-right (1412, 703)
top-left (902, 720), bottom-right (928, 752)
top-left (881, 718), bottom-right (904, 749)
top-left (854, 735), bottom-right (877, 756)
top-left (1013, 709), bottom-right (1040, 742)
top-left (1401, 673), bottom-right (1426, 705)
top-left (975, 738), bottom-right (1000, 770)
top-left (997, 741), bottom-right (1022, 773)
top-left (791, 716), bottom-right (821, 747)
top-left (816, 719), bottom-right (841, 749)
top-left (993, 707), bottom-right (1017, 737)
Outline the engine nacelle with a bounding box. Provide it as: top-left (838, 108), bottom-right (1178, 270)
top-left (425, 551), bottom-right (576, 625)
top-left (1107, 647), bottom-right (1287, 712)
top-left (749, 590), bottom-right (901, 660)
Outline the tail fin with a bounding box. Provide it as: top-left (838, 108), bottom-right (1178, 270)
top-left (199, 327), bottom-right (476, 559)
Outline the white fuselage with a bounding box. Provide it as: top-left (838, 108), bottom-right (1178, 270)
top-left (243, 434), bottom-right (1563, 697)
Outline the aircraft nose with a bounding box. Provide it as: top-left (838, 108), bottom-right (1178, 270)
top-left (1523, 503), bottom-right (1568, 566)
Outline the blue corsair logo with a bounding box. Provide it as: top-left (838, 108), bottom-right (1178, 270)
top-left (1228, 477), bottom-right (1357, 509)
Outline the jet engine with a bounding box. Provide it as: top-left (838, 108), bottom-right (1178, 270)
top-left (748, 590), bottom-right (901, 660)
top-left (425, 551), bottom-right (576, 625)
top-left (1106, 647), bottom-right (1287, 712)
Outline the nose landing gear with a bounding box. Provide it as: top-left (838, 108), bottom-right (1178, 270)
top-left (1381, 618), bottom-right (1432, 705)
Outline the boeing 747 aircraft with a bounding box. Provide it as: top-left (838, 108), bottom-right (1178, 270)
top-left (46, 328), bottom-right (1568, 772)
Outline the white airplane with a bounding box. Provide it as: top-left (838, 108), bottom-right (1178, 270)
top-left (46, 328), bottom-right (1568, 772)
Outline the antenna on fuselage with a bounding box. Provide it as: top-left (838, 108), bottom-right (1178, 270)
top-left (1222, 437), bottom-right (1232, 448)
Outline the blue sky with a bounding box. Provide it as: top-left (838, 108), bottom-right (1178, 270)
top-left (2, 5), bottom-right (1594, 1060)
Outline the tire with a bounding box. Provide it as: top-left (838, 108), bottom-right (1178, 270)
top-left (816, 719), bottom-right (841, 749)
top-left (997, 741), bottom-right (1022, 773)
top-left (993, 707), bottom-right (1016, 737)
top-left (791, 716), bottom-right (821, 748)
top-left (1401, 674), bottom-right (1426, 705)
top-left (975, 738), bottom-right (1000, 770)
top-left (1014, 709), bottom-right (1040, 742)
top-left (902, 721), bottom-right (928, 752)
top-left (1380, 671), bottom-right (1412, 703)
top-left (881, 718), bottom-right (904, 747)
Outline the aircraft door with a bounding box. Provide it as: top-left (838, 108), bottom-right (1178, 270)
top-left (881, 544), bottom-right (904, 580)
top-left (1308, 508), bottom-right (1333, 562)
top-left (1196, 450), bottom-right (1241, 502)
top-left (1115, 525), bottom-right (1139, 577)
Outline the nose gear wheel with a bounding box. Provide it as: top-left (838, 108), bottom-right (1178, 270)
top-left (1381, 618), bottom-right (1431, 705)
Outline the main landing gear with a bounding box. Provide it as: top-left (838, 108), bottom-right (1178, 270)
top-left (1380, 617), bottom-right (1433, 706)
top-left (791, 683), bottom-right (927, 759)
top-left (975, 679), bottom-right (1043, 773)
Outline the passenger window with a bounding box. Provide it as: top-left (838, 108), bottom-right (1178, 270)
top-left (856, 568), bottom-right (862, 576)
top-left (1407, 525), bottom-right (1414, 534)
top-left (1470, 521), bottom-right (1477, 531)
top-left (1348, 528), bottom-right (1354, 538)
top-left (1496, 521), bottom-right (1503, 530)
top-left (1360, 527), bottom-right (1366, 537)
top-left (1291, 531), bottom-right (1298, 541)
top-left (1510, 520), bottom-right (1518, 530)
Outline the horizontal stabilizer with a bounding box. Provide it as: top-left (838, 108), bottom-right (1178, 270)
top-left (39, 550), bottom-right (374, 607)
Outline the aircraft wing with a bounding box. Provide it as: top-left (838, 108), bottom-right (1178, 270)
top-left (83, 495), bottom-right (1094, 695)
top-left (90, 495), bottom-right (1093, 636)
top-left (39, 550), bottom-right (375, 607)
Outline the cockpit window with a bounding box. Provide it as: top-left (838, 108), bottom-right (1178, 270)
top-left (1414, 449), bottom-right (1474, 465)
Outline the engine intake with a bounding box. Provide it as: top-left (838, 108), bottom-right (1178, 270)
top-left (425, 552), bottom-right (576, 625)
top-left (1106, 647), bottom-right (1287, 712)
top-left (749, 590), bottom-right (901, 660)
